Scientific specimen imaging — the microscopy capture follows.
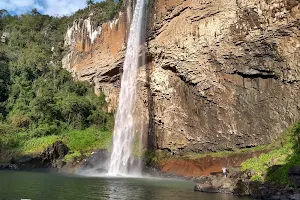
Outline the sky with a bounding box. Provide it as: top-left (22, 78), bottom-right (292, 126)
top-left (0, 0), bottom-right (104, 16)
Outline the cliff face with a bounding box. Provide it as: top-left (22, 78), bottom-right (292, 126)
top-left (62, 9), bottom-right (129, 112)
top-left (63, 0), bottom-right (300, 153)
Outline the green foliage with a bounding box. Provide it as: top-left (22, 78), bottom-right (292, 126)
top-left (64, 150), bottom-right (81, 161)
top-left (86, 0), bottom-right (95, 7)
top-left (143, 150), bottom-right (159, 167)
top-left (0, 12), bottom-right (113, 131)
top-left (0, 122), bottom-right (17, 135)
top-left (241, 122), bottom-right (300, 185)
top-left (0, 127), bottom-right (112, 162)
top-left (69, 0), bottom-right (123, 27)
top-left (21, 135), bottom-right (60, 154)
top-left (0, 132), bottom-right (22, 151)
top-left (30, 124), bottom-right (59, 137)
top-left (0, 4), bottom-right (118, 161)
top-left (62, 127), bottom-right (112, 152)
top-left (0, 52), bottom-right (10, 115)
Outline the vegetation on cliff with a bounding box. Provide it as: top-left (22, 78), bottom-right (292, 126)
top-left (0, 1), bottom-right (122, 161)
top-left (68, 0), bottom-right (123, 27)
top-left (241, 122), bottom-right (300, 185)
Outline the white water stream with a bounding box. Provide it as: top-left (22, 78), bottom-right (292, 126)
top-left (108, 0), bottom-right (146, 176)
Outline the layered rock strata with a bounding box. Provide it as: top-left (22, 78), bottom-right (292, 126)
top-left (146, 0), bottom-right (300, 152)
top-left (63, 0), bottom-right (300, 153)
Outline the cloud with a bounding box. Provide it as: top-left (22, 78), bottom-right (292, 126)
top-left (0, 0), bottom-right (38, 15)
top-left (43, 0), bottom-right (86, 16)
top-left (0, 0), bottom-right (103, 16)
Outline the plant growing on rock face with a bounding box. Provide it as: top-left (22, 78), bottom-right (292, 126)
top-left (241, 122), bottom-right (300, 185)
top-left (69, 0), bottom-right (122, 27)
top-left (143, 150), bottom-right (159, 167)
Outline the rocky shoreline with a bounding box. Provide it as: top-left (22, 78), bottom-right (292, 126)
top-left (194, 167), bottom-right (300, 200)
top-left (2, 141), bottom-right (300, 200)
top-left (0, 141), bottom-right (96, 173)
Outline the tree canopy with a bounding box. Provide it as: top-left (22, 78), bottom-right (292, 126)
top-left (0, 5), bottom-right (116, 135)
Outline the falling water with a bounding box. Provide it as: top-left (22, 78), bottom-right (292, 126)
top-left (108, 0), bottom-right (146, 176)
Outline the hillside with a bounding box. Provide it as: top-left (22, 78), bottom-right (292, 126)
top-left (0, 1), bottom-right (122, 161)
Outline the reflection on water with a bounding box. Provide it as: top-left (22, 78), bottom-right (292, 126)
top-left (107, 179), bottom-right (142, 200)
top-left (0, 171), bottom-right (250, 200)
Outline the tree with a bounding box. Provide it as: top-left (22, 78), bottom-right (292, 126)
top-left (0, 0), bottom-right (112, 135)
top-left (0, 52), bottom-right (10, 102)
top-left (0, 9), bottom-right (9, 18)
top-left (86, 0), bottom-right (94, 10)
top-left (0, 52), bottom-right (10, 116)
top-left (86, 0), bottom-right (94, 6)
top-left (31, 8), bottom-right (41, 16)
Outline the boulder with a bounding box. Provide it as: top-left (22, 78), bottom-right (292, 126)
top-left (81, 149), bottom-right (109, 170)
top-left (288, 166), bottom-right (300, 176)
top-left (288, 166), bottom-right (300, 187)
top-left (55, 160), bottom-right (67, 168)
top-left (0, 163), bottom-right (18, 170)
top-left (194, 184), bottom-right (220, 193)
top-left (194, 175), bottom-right (214, 185)
top-left (289, 193), bottom-right (300, 200)
top-left (194, 176), bottom-right (236, 194)
top-left (1, 141), bottom-right (70, 170)
top-left (41, 141), bottom-right (69, 162)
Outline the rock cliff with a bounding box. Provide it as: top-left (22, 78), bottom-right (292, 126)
top-left (62, 5), bottom-right (130, 112)
top-left (63, 0), bottom-right (300, 153)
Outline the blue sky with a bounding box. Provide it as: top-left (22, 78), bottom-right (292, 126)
top-left (0, 0), bottom-right (104, 16)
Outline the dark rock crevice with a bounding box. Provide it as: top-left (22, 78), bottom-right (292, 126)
top-left (234, 70), bottom-right (278, 79)
top-left (161, 64), bottom-right (198, 87)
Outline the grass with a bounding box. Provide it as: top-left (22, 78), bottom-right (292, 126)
top-left (139, 142), bottom-right (273, 167)
top-left (62, 127), bottom-right (112, 152)
top-left (0, 127), bottom-right (112, 162)
top-left (241, 122), bottom-right (300, 184)
top-left (180, 144), bottom-right (271, 160)
top-left (2, 117), bottom-right (300, 186)
top-left (22, 135), bottom-right (60, 154)
top-left (143, 122), bottom-right (300, 182)
top-left (64, 151), bottom-right (81, 161)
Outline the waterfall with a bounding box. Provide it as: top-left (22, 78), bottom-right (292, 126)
top-left (108, 0), bottom-right (146, 176)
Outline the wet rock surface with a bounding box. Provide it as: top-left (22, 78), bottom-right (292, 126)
top-left (73, 149), bottom-right (110, 174)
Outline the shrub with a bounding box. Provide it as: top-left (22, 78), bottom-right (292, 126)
top-left (62, 127), bottom-right (112, 152)
top-left (9, 114), bottom-right (30, 128)
top-left (29, 124), bottom-right (59, 137)
top-left (241, 122), bottom-right (300, 185)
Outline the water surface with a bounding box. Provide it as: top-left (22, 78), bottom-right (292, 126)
top-left (0, 171), bottom-right (251, 200)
